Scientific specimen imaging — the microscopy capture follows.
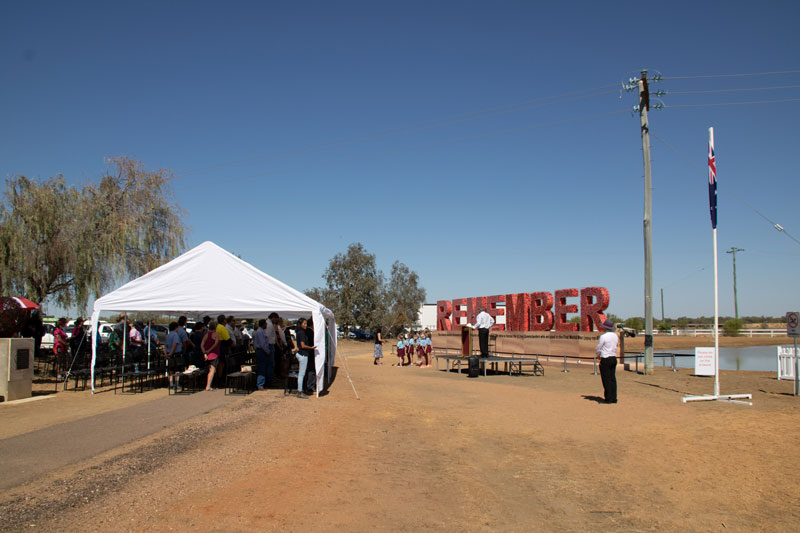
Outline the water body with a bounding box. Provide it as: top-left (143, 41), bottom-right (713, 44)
top-left (650, 345), bottom-right (792, 372)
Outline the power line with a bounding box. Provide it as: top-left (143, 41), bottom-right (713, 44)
top-left (663, 266), bottom-right (707, 288)
top-left (665, 98), bottom-right (800, 108)
top-left (668, 84), bottom-right (800, 95)
top-left (662, 69), bottom-right (800, 80)
top-left (216, 109), bottom-right (630, 181)
top-left (179, 84), bottom-right (620, 177)
top-left (650, 132), bottom-right (800, 247)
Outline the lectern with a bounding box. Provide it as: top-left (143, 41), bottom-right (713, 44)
top-left (461, 325), bottom-right (473, 356)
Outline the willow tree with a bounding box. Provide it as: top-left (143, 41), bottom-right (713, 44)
top-left (0, 156), bottom-right (186, 311)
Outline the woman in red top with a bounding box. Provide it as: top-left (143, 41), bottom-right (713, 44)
top-left (53, 317), bottom-right (69, 378)
top-left (201, 319), bottom-right (221, 391)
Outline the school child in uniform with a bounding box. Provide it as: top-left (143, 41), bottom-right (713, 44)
top-left (423, 332), bottom-right (432, 367)
top-left (405, 333), bottom-right (414, 366)
top-left (413, 332), bottom-right (423, 366)
top-left (395, 338), bottom-right (405, 367)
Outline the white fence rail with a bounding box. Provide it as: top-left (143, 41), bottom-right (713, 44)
top-left (652, 329), bottom-right (786, 337)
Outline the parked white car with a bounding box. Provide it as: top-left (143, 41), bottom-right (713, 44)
top-left (41, 323), bottom-right (55, 349)
top-left (40, 321), bottom-right (114, 349)
top-left (87, 322), bottom-right (114, 343)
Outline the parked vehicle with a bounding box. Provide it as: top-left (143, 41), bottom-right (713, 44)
top-left (149, 324), bottom-right (168, 344)
top-left (84, 322), bottom-right (114, 344)
top-left (349, 329), bottom-right (374, 340)
top-left (41, 323), bottom-right (55, 349)
top-left (41, 321), bottom-right (114, 348)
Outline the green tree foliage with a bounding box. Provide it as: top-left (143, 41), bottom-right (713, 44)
top-left (321, 243), bottom-right (386, 331)
top-left (723, 318), bottom-right (744, 337)
top-left (624, 316), bottom-right (645, 331)
top-left (387, 260), bottom-right (426, 333)
top-left (308, 243), bottom-right (426, 334)
top-left (0, 157), bottom-right (186, 311)
top-left (657, 319), bottom-right (672, 332)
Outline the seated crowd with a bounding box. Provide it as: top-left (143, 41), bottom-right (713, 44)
top-left (44, 313), bottom-right (320, 397)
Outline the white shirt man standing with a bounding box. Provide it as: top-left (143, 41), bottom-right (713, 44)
top-left (595, 318), bottom-right (619, 404)
top-left (471, 307), bottom-right (495, 357)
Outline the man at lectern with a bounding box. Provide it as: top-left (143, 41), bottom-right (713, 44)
top-left (470, 307), bottom-right (494, 358)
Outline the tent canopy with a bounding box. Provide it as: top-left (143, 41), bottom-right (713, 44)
top-left (90, 241), bottom-right (336, 393)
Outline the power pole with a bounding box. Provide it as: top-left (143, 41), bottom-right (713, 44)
top-left (726, 247), bottom-right (744, 319)
top-left (638, 71), bottom-right (654, 374)
top-left (624, 70), bottom-right (663, 373)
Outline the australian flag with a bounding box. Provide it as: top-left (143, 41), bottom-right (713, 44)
top-left (708, 133), bottom-right (717, 229)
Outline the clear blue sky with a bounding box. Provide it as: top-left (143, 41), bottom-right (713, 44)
top-left (2, 0), bottom-right (799, 319)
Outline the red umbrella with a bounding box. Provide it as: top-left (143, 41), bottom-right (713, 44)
top-left (11, 297), bottom-right (40, 309)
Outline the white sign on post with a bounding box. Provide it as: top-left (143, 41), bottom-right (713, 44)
top-left (786, 312), bottom-right (800, 337)
top-left (695, 347), bottom-right (716, 376)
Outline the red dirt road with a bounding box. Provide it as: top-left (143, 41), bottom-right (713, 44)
top-left (2, 340), bottom-right (799, 531)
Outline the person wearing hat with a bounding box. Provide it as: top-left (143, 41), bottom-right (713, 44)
top-left (595, 318), bottom-right (619, 404)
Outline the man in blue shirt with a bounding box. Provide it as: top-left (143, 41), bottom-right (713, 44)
top-left (253, 319), bottom-right (271, 390)
top-left (165, 321), bottom-right (184, 391)
top-left (177, 316), bottom-right (193, 353)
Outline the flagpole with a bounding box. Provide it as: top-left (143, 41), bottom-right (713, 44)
top-left (710, 127), bottom-right (720, 397)
top-left (713, 222), bottom-right (720, 397)
top-left (683, 126), bottom-right (751, 405)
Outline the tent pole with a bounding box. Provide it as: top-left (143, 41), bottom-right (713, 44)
top-left (336, 345), bottom-right (360, 400)
top-left (121, 318), bottom-right (127, 394)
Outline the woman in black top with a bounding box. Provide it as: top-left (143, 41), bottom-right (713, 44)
top-left (190, 322), bottom-right (206, 368)
top-left (373, 327), bottom-right (384, 365)
top-left (294, 318), bottom-right (315, 399)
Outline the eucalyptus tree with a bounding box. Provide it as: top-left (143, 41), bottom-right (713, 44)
top-left (386, 260), bottom-right (426, 333)
top-left (321, 243), bottom-right (387, 332)
top-left (309, 244), bottom-right (426, 334)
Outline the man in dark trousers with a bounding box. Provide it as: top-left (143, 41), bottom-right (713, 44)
top-left (253, 319), bottom-right (271, 390)
top-left (595, 318), bottom-right (619, 404)
top-left (471, 306), bottom-right (495, 357)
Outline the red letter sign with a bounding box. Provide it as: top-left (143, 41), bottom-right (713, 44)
top-left (467, 296), bottom-right (487, 325)
top-left (505, 293), bottom-right (530, 331)
top-left (580, 287), bottom-right (610, 331)
top-left (452, 298), bottom-right (468, 328)
top-left (530, 291), bottom-right (554, 331)
top-left (437, 300), bottom-right (453, 331)
top-left (485, 294), bottom-right (505, 330)
top-left (554, 288), bottom-right (579, 332)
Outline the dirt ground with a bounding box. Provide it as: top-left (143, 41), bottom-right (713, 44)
top-left (1, 338), bottom-right (799, 532)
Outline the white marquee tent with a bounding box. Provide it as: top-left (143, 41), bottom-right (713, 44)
top-left (89, 241), bottom-right (337, 394)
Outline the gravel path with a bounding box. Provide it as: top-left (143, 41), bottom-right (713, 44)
top-left (0, 390), bottom-right (235, 491)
